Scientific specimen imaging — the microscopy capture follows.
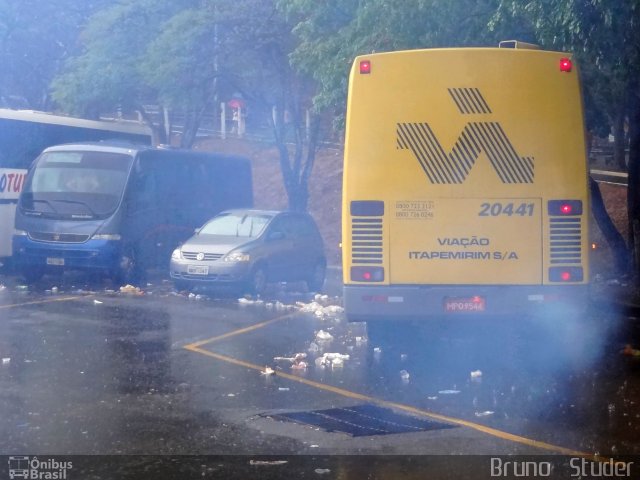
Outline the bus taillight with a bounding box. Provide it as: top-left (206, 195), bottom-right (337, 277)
top-left (548, 200), bottom-right (582, 216)
top-left (549, 266), bottom-right (583, 282)
top-left (351, 266), bottom-right (384, 282)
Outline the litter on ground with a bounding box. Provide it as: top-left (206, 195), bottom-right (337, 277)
top-left (261, 367), bottom-right (275, 376)
top-left (119, 285), bottom-right (143, 295)
top-left (315, 330), bottom-right (334, 342)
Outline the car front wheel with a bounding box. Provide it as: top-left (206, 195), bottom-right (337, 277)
top-left (246, 265), bottom-right (267, 296)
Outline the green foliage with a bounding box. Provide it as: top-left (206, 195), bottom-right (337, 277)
top-left (0, 0), bottom-right (110, 108)
top-left (281, 0), bottom-right (504, 125)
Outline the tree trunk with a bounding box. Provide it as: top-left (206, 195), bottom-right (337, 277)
top-left (138, 106), bottom-right (167, 146)
top-left (590, 176), bottom-right (630, 275)
top-left (613, 111), bottom-right (627, 170)
top-left (180, 107), bottom-right (205, 149)
top-left (627, 84), bottom-right (640, 283)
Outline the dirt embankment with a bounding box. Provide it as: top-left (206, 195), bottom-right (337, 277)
top-left (196, 136), bottom-right (628, 277)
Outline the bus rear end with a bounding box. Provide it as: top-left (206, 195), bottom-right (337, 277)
top-left (342, 46), bottom-right (590, 321)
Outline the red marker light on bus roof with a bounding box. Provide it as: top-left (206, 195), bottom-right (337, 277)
top-left (360, 60), bottom-right (371, 74)
top-left (559, 58), bottom-right (572, 72)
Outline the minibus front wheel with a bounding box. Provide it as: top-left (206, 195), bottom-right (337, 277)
top-left (21, 267), bottom-right (44, 284)
top-left (114, 245), bottom-right (143, 286)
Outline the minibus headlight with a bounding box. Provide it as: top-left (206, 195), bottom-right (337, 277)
top-left (91, 233), bottom-right (121, 241)
top-left (171, 248), bottom-right (182, 260)
top-left (223, 252), bottom-right (250, 262)
top-left (13, 229), bottom-right (27, 236)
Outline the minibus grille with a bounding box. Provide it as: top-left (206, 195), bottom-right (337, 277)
top-left (182, 252), bottom-right (224, 261)
top-left (549, 217), bottom-right (582, 264)
top-left (28, 232), bottom-right (90, 243)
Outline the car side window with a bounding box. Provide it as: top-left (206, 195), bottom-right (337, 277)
top-left (289, 216), bottom-right (317, 238)
top-left (268, 216), bottom-right (294, 239)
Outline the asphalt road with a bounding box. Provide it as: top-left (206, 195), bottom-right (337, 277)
top-left (0, 270), bottom-right (639, 479)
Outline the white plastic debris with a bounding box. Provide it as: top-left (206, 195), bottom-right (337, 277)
top-left (0, 284), bottom-right (6, 291)
top-left (249, 460), bottom-right (288, 466)
top-left (298, 300), bottom-right (345, 319)
top-left (291, 361), bottom-right (308, 370)
top-left (2, 358), bottom-right (10, 365)
top-left (261, 367), bottom-right (275, 376)
top-left (438, 389), bottom-right (461, 395)
top-left (400, 370), bottom-right (410, 381)
top-left (475, 411), bottom-right (494, 417)
top-left (308, 342), bottom-right (320, 352)
top-left (274, 353), bottom-right (307, 363)
top-left (314, 352), bottom-right (350, 368)
top-left (93, 300), bottom-right (103, 305)
top-left (470, 370), bottom-right (483, 379)
top-left (315, 330), bottom-right (334, 341)
top-left (373, 347), bottom-right (382, 354)
top-left (315, 468), bottom-right (331, 475)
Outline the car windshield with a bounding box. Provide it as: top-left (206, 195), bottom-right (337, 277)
top-left (200, 212), bottom-right (272, 237)
top-left (20, 150), bottom-right (134, 219)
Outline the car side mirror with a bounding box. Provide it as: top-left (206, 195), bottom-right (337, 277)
top-left (194, 227), bottom-right (201, 235)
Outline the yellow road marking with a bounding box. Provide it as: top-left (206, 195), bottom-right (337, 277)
top-left (184, 312), bottom-right (608, 461)
top-left (185, 311), bottom-right (299, 348)
top-left (0, 296), bottom-right (85, 309)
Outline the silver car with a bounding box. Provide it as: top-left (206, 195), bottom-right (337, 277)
top-left (170, 209), bottom-right (326, 294)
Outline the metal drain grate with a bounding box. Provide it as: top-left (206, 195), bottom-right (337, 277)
top-left (265, 404), bottom-right (457, 437)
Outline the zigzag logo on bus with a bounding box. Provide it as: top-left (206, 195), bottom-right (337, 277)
top-left (396, 88), bottom-right (534, 184)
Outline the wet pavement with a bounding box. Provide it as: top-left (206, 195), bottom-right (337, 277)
top-left (0, 270), bottom-right (639, 478)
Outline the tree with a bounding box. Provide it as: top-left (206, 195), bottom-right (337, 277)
top-left (51, 0), bottom-right (191, 144)
top-left (282, 0), bottom-right (503, 130)
top-left (0, 0), bottom-right (110, 109)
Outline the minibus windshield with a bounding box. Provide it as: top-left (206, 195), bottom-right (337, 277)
top-left (21, 150), bottom-right (134, 219)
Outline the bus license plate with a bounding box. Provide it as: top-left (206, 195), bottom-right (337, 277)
top-left (187, 265), bottom-right (208, 275)
top-left (46, 257), bottom-right (64, 266)
top-left (444, 297), bottom-right (486, 313)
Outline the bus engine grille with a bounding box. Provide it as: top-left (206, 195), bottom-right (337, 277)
top-left (549, 217), bottom-right (582, 264)
top-left (351, 217), bottom-right (383, 265)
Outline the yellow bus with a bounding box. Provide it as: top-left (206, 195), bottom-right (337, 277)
top-left (342, 42), bottom-right (590, 324)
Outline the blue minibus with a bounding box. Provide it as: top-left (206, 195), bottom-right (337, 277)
top-left (13, 142), bottom-right (253, 284)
